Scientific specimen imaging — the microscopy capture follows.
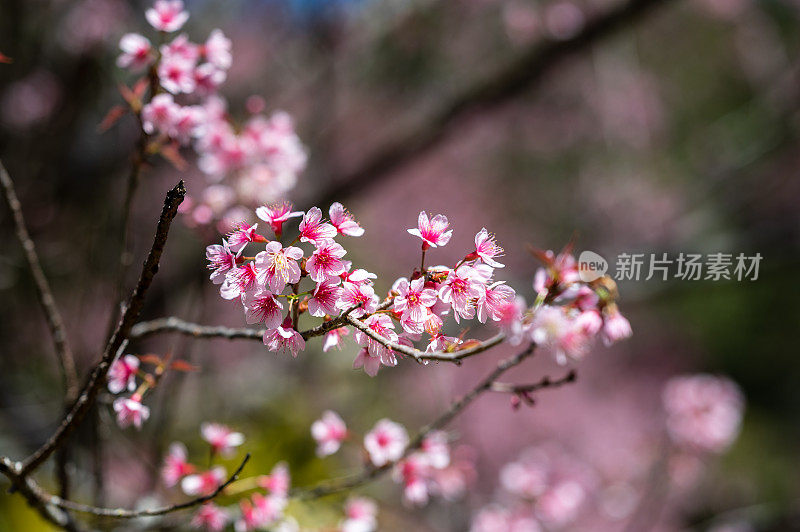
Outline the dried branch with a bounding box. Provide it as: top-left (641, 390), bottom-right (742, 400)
top-left (292, 342), bottom-right (538, 499)
top-left (17, 181), bottom-right (186, 476)
top-left (489, 370), bottom-right (577, 394)
top-left (305, 0), bottom-right (672, 210)
top-left (1, 454), bottom-right (250, 522)
top-left (0, 159), bottom-right (79, 399)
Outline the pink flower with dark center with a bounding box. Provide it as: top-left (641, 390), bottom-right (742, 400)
top-left (117, 33), bottom-right (151, 71)
top-left (306, 241), bottom-right (347, 283)
top-left (355, 314), bottom-right (398, 358)
top-left (141, 93), bottom-right (178, 135)
top-left (242, 289), bottom-right (283, 328)
top-left (255, 203), bottom-right (303, 238)
top-left (193, 63), bottom-right (226, 96)
top-left (220, 263), bottom-right (262, 300)
top-left (341, 497), bottom-right (377, 532)
top-left (308, 280), bottom-right (342, 317)
top-left (337, 282), bottom-right (378, 317)
top-left (530, 306), bottom-right (594, 364)
top-left (298, 207), bottom-right (337, 245)
top-left (227, 222), bottom-right (265, 253)
top-left (206, 240), bottom-right (238, 284)
top-left (393, 277), bottom-right (437, 324)
top-left (341, 267), bottom-right (376, 286)
top-left (263, 318), bottom-right (305, 357)
top-left (181, 466), bottom-right (226, 496)
top-left (204, 29), bottom-right (232, 70)
top-left (237, 493), bottom-right (286, 531)
top-left (322, 327), bottom-right (350, 352)
top-left (257, 462), bottom-right (290, 497)
top-left (663, 374), bottom-right (744, 453)
top-left (254, 241), bottom-right (303, 294)
top-left (113, 395), bottom-right (150, 429)
top-left (329, 202), bottom-right (364, 237)
top-left (394, 454), bottom-right (432, 506)
top-left (170, 105), bottom-right (204, 145)
top-left (496, 296), bottom-right (527, 344)
top-left (473, 228), bottom-right (505, 268)
top-left (477, 282), bottom-right (516, 323)
top-left (438, 266), bottom-right (483, 322)
top-left (145, 0), bottom-right (189, 32)
top-left (364, 419), bottom-right (409, 467)
top-left (191, 503), bottom-right (229, 531)
top-left (311, 410), bottom-right (348, 457)
top-left (158, 56), bottom-right (196, 94)
top-left (419, 431), bottom-right (451, 469)
top-left (407, 211), bottom-right (453, 249)
top-left (201, 422), bottom-right (245, 457)
top-left (107, 354), bottom-right (139, 394)
top-left (160, 33), bottom-right (198, 63)
top-left (162, 442), bottom-right (195, 487)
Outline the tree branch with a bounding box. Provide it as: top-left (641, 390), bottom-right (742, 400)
top-left (16, 181), bottom-right (186, 476)
top-left (0, 159), bottom-right (79, 400)
top-left (489, 370), bottom-right (577, 394)
top-left (304, 0), bottom-right (672, 209)
top-left (292, 342), bottom-right (538, 499)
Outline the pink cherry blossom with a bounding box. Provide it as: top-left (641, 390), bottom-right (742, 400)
top-left (602, 309), bottom-right (632, 346)
top-left (427, 333), bottom-right (461, 353)
top-left (298, 207), bottom-right (337, 245)
top-left (158, 56), bottom-right (197, 94)
top-left (530, 306), bottom-right (594, 365)
top-left (220, 263), bottom-right (262, 300)
top-left (116, 33), bottom-right (151, 71)
top-left (306, 241), bottom-right (347, 283)
top-left (477, 281), bottom-right (516, 324)
top-left (141, 93), bottom-right (178, 135)
top-left (263, 318), bottom-right (306, 357)
top-left (257, 462), bottom-right (290, 497)
top-left (181, 466), bottom-right (226, 496)
top-left (193, 63), bottom-right (226, 95)
top-left (308, 280), bottom-right (342, 317)
top-left (419, 431), bottom-right (450, 469)
top-left (191, 503), bottom-right (229, 531)
top-left (353, 348), bottom-right (384, 377)
top-left (242, 289), bottom-right (283, 328)
top-left (341, 497), bottom-right (377, 532)
top-left (145, 0), bottom-right (189, 32)
top-left (438, 265), bottom-right (484, 322)
top-left (329, 202), bottom-right (365, 237)
top-left (473, 228), bottom-right (505, 268)
top-left (160, 33), bottom-right (199, 63)
top-left (337, 282), bottom-right (379, 318)
top-left (393, 277), bottom-right (437, 324)
top-left (170, 105), bottom-right (205, 144)
top-left (201, 422), bottom-right (245, 457)
top-left (107, 354), bottom-right (139, 394)
top-left (341, 267), bottom-right (377, 286)
top-left (254, 241), bottom-right (303, 294)
top-left (227, 222), bottom-right (264, 253)
top-left (236, 493), bottom-right (286, 531)
top-left (407, 211), bottom-right (453, 249)
top-left (162, 442), bottom-right (195, 487)
top-left (322, 327), bottom-right (350, 352)
top-left (663, 374), bottom-right (744, 453)
top-left (364, 419), bottom-right (409, 467)
top-left (206, 240), bottom-right (238, 284)
top-left (204, 29), bottom-right (232, 70)
top-left (355, 314), bottom-right (398, 358)
top-left (394, 454), bottom-right (431, 506)
top-left (113, 395), bottom-right (150, 429)
top-left (311, 410), bottom-right (348, 457)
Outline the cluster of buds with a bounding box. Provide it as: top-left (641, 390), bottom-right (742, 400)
top-left (312, 412), bottom-right (474, 508)
top-left (107, 352), bottom-right (195, 429)
top-left (116, 0), bottom-right (306, 231)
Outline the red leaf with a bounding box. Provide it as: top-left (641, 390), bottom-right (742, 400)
top-left (139, 354), bottom-right (163, 365)
top-left (170, 360), bottom-right (199, 372)
top-left (160, 143), bottom-right (188, 171)
top-left (97, 105), bottom-right (128, 132)
top-left (0, 52), bottom-right (12, 64)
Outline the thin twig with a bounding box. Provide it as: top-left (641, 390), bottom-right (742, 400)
top-left (292, 342), bottom-right (538, 499)
top-left (0, 160), bottom-right (79, 399)
top-left (489, 370), bottom-right (577, 394)
top-left (16, 181), bottom-right (186, 476)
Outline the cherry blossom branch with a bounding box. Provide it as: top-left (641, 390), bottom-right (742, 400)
top-left (305, 0), bottom-right (673, 209)
top-left (489, 370), bottom-right (577, 394)
top-left (292, 342), bottom-right (538, 499)
top-left (0, 453), bottom-right (250, 523)
top-left (0, 159), bottom-right (79, 400)
top-left (16, 181), bottom-right (186, 477)
top-left (344, 313), bottom-right (506, 364)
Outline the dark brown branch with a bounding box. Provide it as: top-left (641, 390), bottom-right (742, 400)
top-left (0, 453), bottom-right (249, 522)
top-left (489, 370), bottom-right (577, 394)
top-left (292, 342), bottom-right (538, 499)
top-left (0, 159), bottom-right (79, 400)
top-left (17, 181), bottom-right (186, 476)
top-left (305, 0), bottom-right (672, 209)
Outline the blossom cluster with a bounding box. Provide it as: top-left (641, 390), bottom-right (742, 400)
top-left (207, 205), bottom-right (633, 376)
top-left (312, 412), bottom-right (474, 508)
top-left (117, 0), bottom-right (306, 231)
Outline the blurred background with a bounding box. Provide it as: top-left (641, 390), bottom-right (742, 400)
top-left (1, 0), bottom-right (799, 530)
